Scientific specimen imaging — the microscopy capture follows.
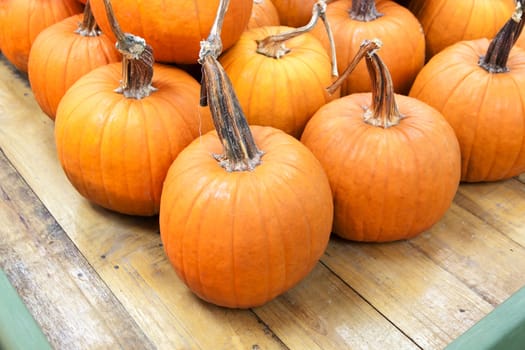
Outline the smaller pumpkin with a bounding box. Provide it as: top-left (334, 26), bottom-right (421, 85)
top-left (409, 0), bottom-right (525, 182)
top-left (272, 0), bottom-right (318, 27)
top-left (28, 1), bottom-right (120, 120)
top-left (160, 0), bottom-right (333, 308)
top-left (311, 0), bottom-right (425, 96)
top-left (409, 0), bottom-right (515, 59)
top-left (219, 1), bottom-right (339, 138)
top-left (0, 0), bottom-right (83, 72)
top-left (55, 0), bottom-right (213, 216)
top-left (247, 0), bottom-right (280, 29)
top-left (301, 39), bottom-right (461, 242)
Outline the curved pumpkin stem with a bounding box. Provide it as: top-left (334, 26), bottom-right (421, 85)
top-left (256, 0), bottom-right (338, 77)
top-left (199, 0), bottom-right (264, 172)
top-left (479, 0), bottom-right (525, 73)
top-left (328, 39), bottom-right (402, 128)
top-left (75, 1), bottom-right (101, 37)
top-left (350, 0), bottom-right (382, 22)
top-left (102, 0), bottom-right (157, 99)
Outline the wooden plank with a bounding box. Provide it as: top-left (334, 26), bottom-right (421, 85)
top-left (0, 269), bottom-right (52, 350)
top-left (322, 233), bottom-right (495, 349)
top-left (446, 286), bottom-right (525, 350)
top-left (0, 149), bottom-right (154, 349)
top-left (0, 55), bottom-right (285, 349)
top-left (0, 55), bottom-right (420, 349)
top-left (254, 264), bottom-right (419, 350)
top-left (455, 180), bottom-right (525, 246)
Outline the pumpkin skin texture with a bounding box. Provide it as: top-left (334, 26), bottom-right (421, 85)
top-left (271, 0), bottom-right (317, 27)
top-left (159, 125), bottom-right (334, 308)
top-left (409, 0), bottom-right (514, 59)
top-left (409, 39), bottom-right (525, 182)
top-left (311, 0), bottom-right (425, 96)
top-left (219, 26), bottom-right (337, 138)
top-left (28, 13), bottom-right (120, 120)
top-left (55, 62), bottom-right (213, 216)
top-left (0, 0), bottom-right (83, 72)
top-left (301, 94), bottom-right (461, 242)
top-left (247, 0), bottom-right (280, 29)
top-left (89, 0), bottom-right (253, 64)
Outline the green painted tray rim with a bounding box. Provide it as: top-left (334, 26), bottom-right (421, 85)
top-left (446, 285), bottom-right (525, 350)
top-left (0, 269), bottom-right (52, 350)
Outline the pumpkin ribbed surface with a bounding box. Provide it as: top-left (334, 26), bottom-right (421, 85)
top-left (28, 14), bottom-right (120, 119)
top-left (160, 126), bottom-right (333, 308)
top-left (55, 62), bottom-right (212, 216)
top-left (89, 0), bottom-right (253, 64)
top-left (410, 39), bottom-right (525, 182)
top-left (219, 26), bottom-right (336, 138)
top-left (0, 0), bottom-right (83, 72)
top-left (301, 93), bottom-right (461, 242)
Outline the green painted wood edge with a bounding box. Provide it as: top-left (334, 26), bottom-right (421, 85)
top-left (446, 286), bottom-right (525, 350)
top-left (0, 269), bottom-right (52, 350)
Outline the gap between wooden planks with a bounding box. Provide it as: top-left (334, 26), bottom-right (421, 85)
top-left (1, 54), bottom-right (525, 349)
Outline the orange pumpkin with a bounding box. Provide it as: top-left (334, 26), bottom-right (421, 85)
top-left (28, 2), bottom-right (120, 120)
top-left (272, 0), bottom-right (317, 27)
top-left (0, 0), bottom-right (83, 72)
top-left (409, 2), bottom-right (525, 182)
top-left (311, 0), bottom-right (425, 96)
top-left (247, 0), bottom-right (280, 29)
top-left (409, 0), bottom-right (514, 59)
top-left (219, 3), bottom-right (338, 138)
top-left (89, 0), bottom-right (253, 64)
top-left (160, 1), bottom-right (333, 306)
top-left (55, 2), bottom-right (213, 216)
top-left (301, 39), bottom-right (461, 242)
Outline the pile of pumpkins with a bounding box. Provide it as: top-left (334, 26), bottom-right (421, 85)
top-left (0, 0), bottom-right (523, 308)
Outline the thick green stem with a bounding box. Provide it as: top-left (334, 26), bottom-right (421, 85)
top-left (75, 1), bottom-right (101, 37)
top-left (479, 0), bottom-right (525, 73)
top-left (256, 0), bottom-right (338, 76)
top-left (327, 39), bottom-right (402, 128)
top-left (199, 0), bottom-right (264, 172)
top-left (103, 0), bottom-right (157, 99)
top-left (350, 0), bottom-right (382, 22)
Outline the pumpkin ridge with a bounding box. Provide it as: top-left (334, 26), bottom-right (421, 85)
top-left (505, 74), bottom-right (525, 177)
top-left (139, 101), bottom-right (158, 208)
top-left (463, 72), bottom-right (492, 180)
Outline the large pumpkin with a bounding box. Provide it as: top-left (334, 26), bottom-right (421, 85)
top-left (28, 2), bottom-right (120, 120)
top-left (301, 40), bottom-right (461, 242)
top-left (89, 0), bottom-right (253, 64)
top-left (0, 0), bottom-right (83, 72)
top-left (160, 0), bottom-right (333, 308)
top-left (409, 2), bottom-right (525, 182)
top-left (409, 0), bottom-right (514, 59)
top-left (311, 0), bottom-right (425, 96)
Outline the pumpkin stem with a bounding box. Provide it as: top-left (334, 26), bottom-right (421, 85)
top-left (75, 1), bottom-right (101, 37)
top-left (102, 0), bottom-right (157, 99)
top-left (350, 0), bottom-right (383, 22)
top-left (255, 0), bottom-right (338, 76)
top-left (479, 0), bottom-right (525, 73)
top-left (328, 39), bottom-right (402, 128)
top-left (199, 0), bottom-right (264, 172)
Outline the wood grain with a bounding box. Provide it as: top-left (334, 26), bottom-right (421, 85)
top-left (0, 149), bottom-right (154, 349)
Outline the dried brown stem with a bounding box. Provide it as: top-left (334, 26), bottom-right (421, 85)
top-left (479, 0), bottom-right (525, 73)
top-left (102, 0), bottom-right (156, 99)
top-left (350, 0), bottom-right (382, 22)
top-left (256, 0), bottom-right (338, 76)
top-left (75, 1), bottom-right (101, 37)
top-left (199, 0), bottom-right (264, 172)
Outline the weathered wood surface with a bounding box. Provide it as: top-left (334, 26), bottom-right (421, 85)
top-left (1, 54), bottom-right (525, 349)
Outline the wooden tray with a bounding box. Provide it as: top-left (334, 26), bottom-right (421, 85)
top-left (2, 54), bottom-right (525, 349)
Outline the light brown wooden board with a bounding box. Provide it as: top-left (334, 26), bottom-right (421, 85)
top-left (0, 55), bottom-right (425, 349)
